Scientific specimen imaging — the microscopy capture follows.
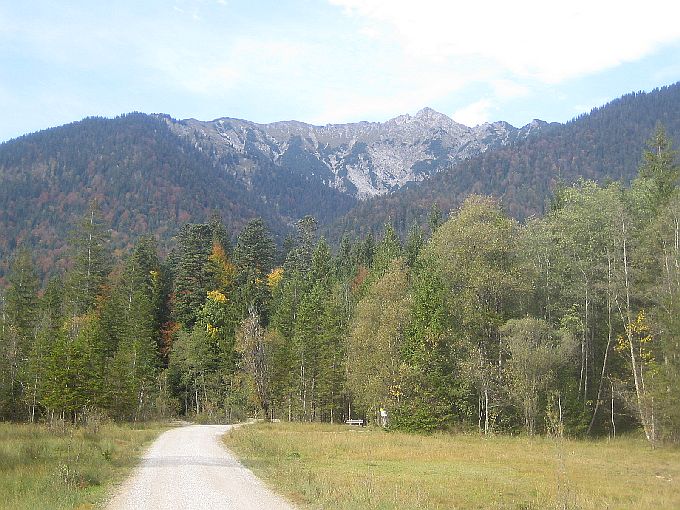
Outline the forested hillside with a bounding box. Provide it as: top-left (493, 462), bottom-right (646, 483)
top-left (1, 127), bottom-right (678, 443)
top-left (0, 113), bottom-right (357, 281)
top-left (335, 83), bottom-right (680, 236)
top-left (1, 83), bottom-right (679, 281)
top-left (0, 114), bottom-right (274, 278)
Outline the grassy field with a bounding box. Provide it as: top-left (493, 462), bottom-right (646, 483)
top-left (224, 422), bottom-right (680, 509)
top-left (0, 421), bottom-right (168, 510)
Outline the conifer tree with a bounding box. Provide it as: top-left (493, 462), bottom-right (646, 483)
top-left (292, 282), bottom-right (326, 420)
top-left (1, 247), bottom-right (39, 419)
top-left (66, 200), bottom-right (111, 316)
top-left (285, 216), bottom-right (318, 277)
top-left (44, 314), bottom-right (105, 422)
top-left (372, 224), bottom-right (402, 277)
top-left (103, 240), bottom-right (163, 419)
top-left (639, 125), bottom-right (679, 209)
top-left (404, 222), bottom-right (424, 268)
top-left (173, 223), bottom-right (214, 327)
top-left (395, 256), bottom-right (463, 431)
top-left (316, 282), bottom-right (348, 423)
top-left (335, 233), bottom-right (354, 279)
top-left (233, 218), bottom-right (275, 318)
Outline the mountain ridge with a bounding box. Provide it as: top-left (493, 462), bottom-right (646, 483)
top-left (330, 82), bottom-right (680, 237)
top-left (162, 107), bottom-right (552, 198)
top-left (1, 82), bottom-right (679, 280)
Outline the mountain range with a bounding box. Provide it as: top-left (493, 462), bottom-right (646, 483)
top-left (165, 107), bottom-right (550, 199)
top-left (1, 82), bottom-right (679, 278)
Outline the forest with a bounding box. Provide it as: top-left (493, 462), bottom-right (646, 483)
top-left (0, 126), bottom-right (679, 444)
top-left (335, 83), bottom-right (680, 237)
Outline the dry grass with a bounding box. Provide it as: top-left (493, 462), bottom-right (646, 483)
top-left (224, 422), bottom-right (680, 509)
top-left (0, 421), bottom-right (167, 510)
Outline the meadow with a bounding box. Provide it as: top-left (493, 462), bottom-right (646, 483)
top-left (224, 422), bottom-right (680, 510)
top-left (0, 421), bottom-right (167, 510)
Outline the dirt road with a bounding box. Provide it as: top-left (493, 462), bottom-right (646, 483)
top-left (106, 424), bottom-right (295, 510)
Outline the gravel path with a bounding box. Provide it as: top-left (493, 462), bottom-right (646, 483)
top-left (106, 424), bottom-right (295, 510)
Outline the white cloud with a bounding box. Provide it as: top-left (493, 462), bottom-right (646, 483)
top-left (3, 0), bottom-right (677, 140)
top-left (492, 79), bottom-right (529, 100)
top-left (328, 0), bottom-right (680, 83)
top-left (452, 99), bottom-right (493, 126)
top-left (308, 65), bottom-right (470, 124)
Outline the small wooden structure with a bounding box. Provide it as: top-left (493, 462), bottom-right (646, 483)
top-left (345, 419), bottom-right (365, 426)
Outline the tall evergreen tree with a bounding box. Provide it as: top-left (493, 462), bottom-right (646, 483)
top-left (639, 125), bottom-right (679, 210)
top-left (372, 224), bottom-right (402, 277)
top-left (1, 247), bottom-right (39, 419)
top-left (173, 223), bottom-right (214, 327)
top-left (395, 256), bottom-right (464, 431)
top-left (233, 218), bottom-right (276, 318)
top-left (66, 200), bottom-right (111, 316)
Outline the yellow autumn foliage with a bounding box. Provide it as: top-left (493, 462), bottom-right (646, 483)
top-left (209, 242), bottom-right (236, 288)
top-left (267, 267), bottom-right (284, 289)
top-left (616, 310), bottom-right (655, 364)
top-left (207, 290), bottom-right (227, 303)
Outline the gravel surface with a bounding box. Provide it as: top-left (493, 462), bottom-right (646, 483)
top-left (106, 424), bottom-right (295, 510)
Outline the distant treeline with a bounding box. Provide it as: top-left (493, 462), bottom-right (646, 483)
top-left (1, 127), bottom-right (679, 443)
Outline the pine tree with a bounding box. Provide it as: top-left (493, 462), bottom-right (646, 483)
top-left (285, 216), bottom-right (318, 277)
top-left (1, 247), bottom-right (39, 419)
top-left (44, 313), bottom-right (105, 422)
top-left (335, 233), bottom-right (354, 279)
top-left (209, 213), bottom-right (233, 256)
top-left (173, 223), bottom-right (214, 327)
top-left (103, 241), bottom-right (163, 419)
top-left (316, 282), bottom-right (348, 423)
top-left (404, 222), bottom-right (424, 268)
top-left (233, 218), bottom-right (275, 319)
top-left (66, 200), bottom-right (111, 316)
top-left (22, 277), bottom-right (65, 422)
top-left (395, 256), bottom-right (463, 431)
top-left (372, 224), bottom-right (402, 277)
top-left (639, 125), bottom-right (679, 209)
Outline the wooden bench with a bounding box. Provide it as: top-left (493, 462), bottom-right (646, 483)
top-left (345, 419), bottom-right (364, 426)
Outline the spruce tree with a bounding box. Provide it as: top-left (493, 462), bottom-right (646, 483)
top-left (1, 247), bottom-right (39, 419)
top-left (639, 125), bottom-right (679, 209)
top-left (66, 200), bottom-right (111, 316)
top-left (233, 218), bottom-right (275, 318)
top-left (173, 223), bottom-right (214, 327)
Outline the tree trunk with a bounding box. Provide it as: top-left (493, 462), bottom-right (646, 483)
top-left (484, 388), bottom-right (490, 435)
top-left (610, 380), bottom-right (616, 439)
top-left (30, 375), bottom-right (38, 423)
top-left (588, 252), bottom-right (614, 434)
top-left (621, 218), bottom-right (656, 443)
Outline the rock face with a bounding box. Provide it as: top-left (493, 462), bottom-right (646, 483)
top-left (163, 108), bottom-right (547, 199)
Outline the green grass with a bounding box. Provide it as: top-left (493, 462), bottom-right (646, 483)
top-left (0, 421), bottom-right (168, 510)
top-left (223, 422), bottom-right (680, 509)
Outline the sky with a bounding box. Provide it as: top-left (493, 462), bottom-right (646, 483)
top-left (2, 0), bottom-right (680, 142)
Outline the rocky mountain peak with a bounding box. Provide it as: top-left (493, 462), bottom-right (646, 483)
top-left (415, 107), bottom-right (458, 126)
top-left (166, 109), bottom-right (547, 199)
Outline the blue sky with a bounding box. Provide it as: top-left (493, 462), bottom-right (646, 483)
top-left (2, 0), bottom-right (680, 142)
